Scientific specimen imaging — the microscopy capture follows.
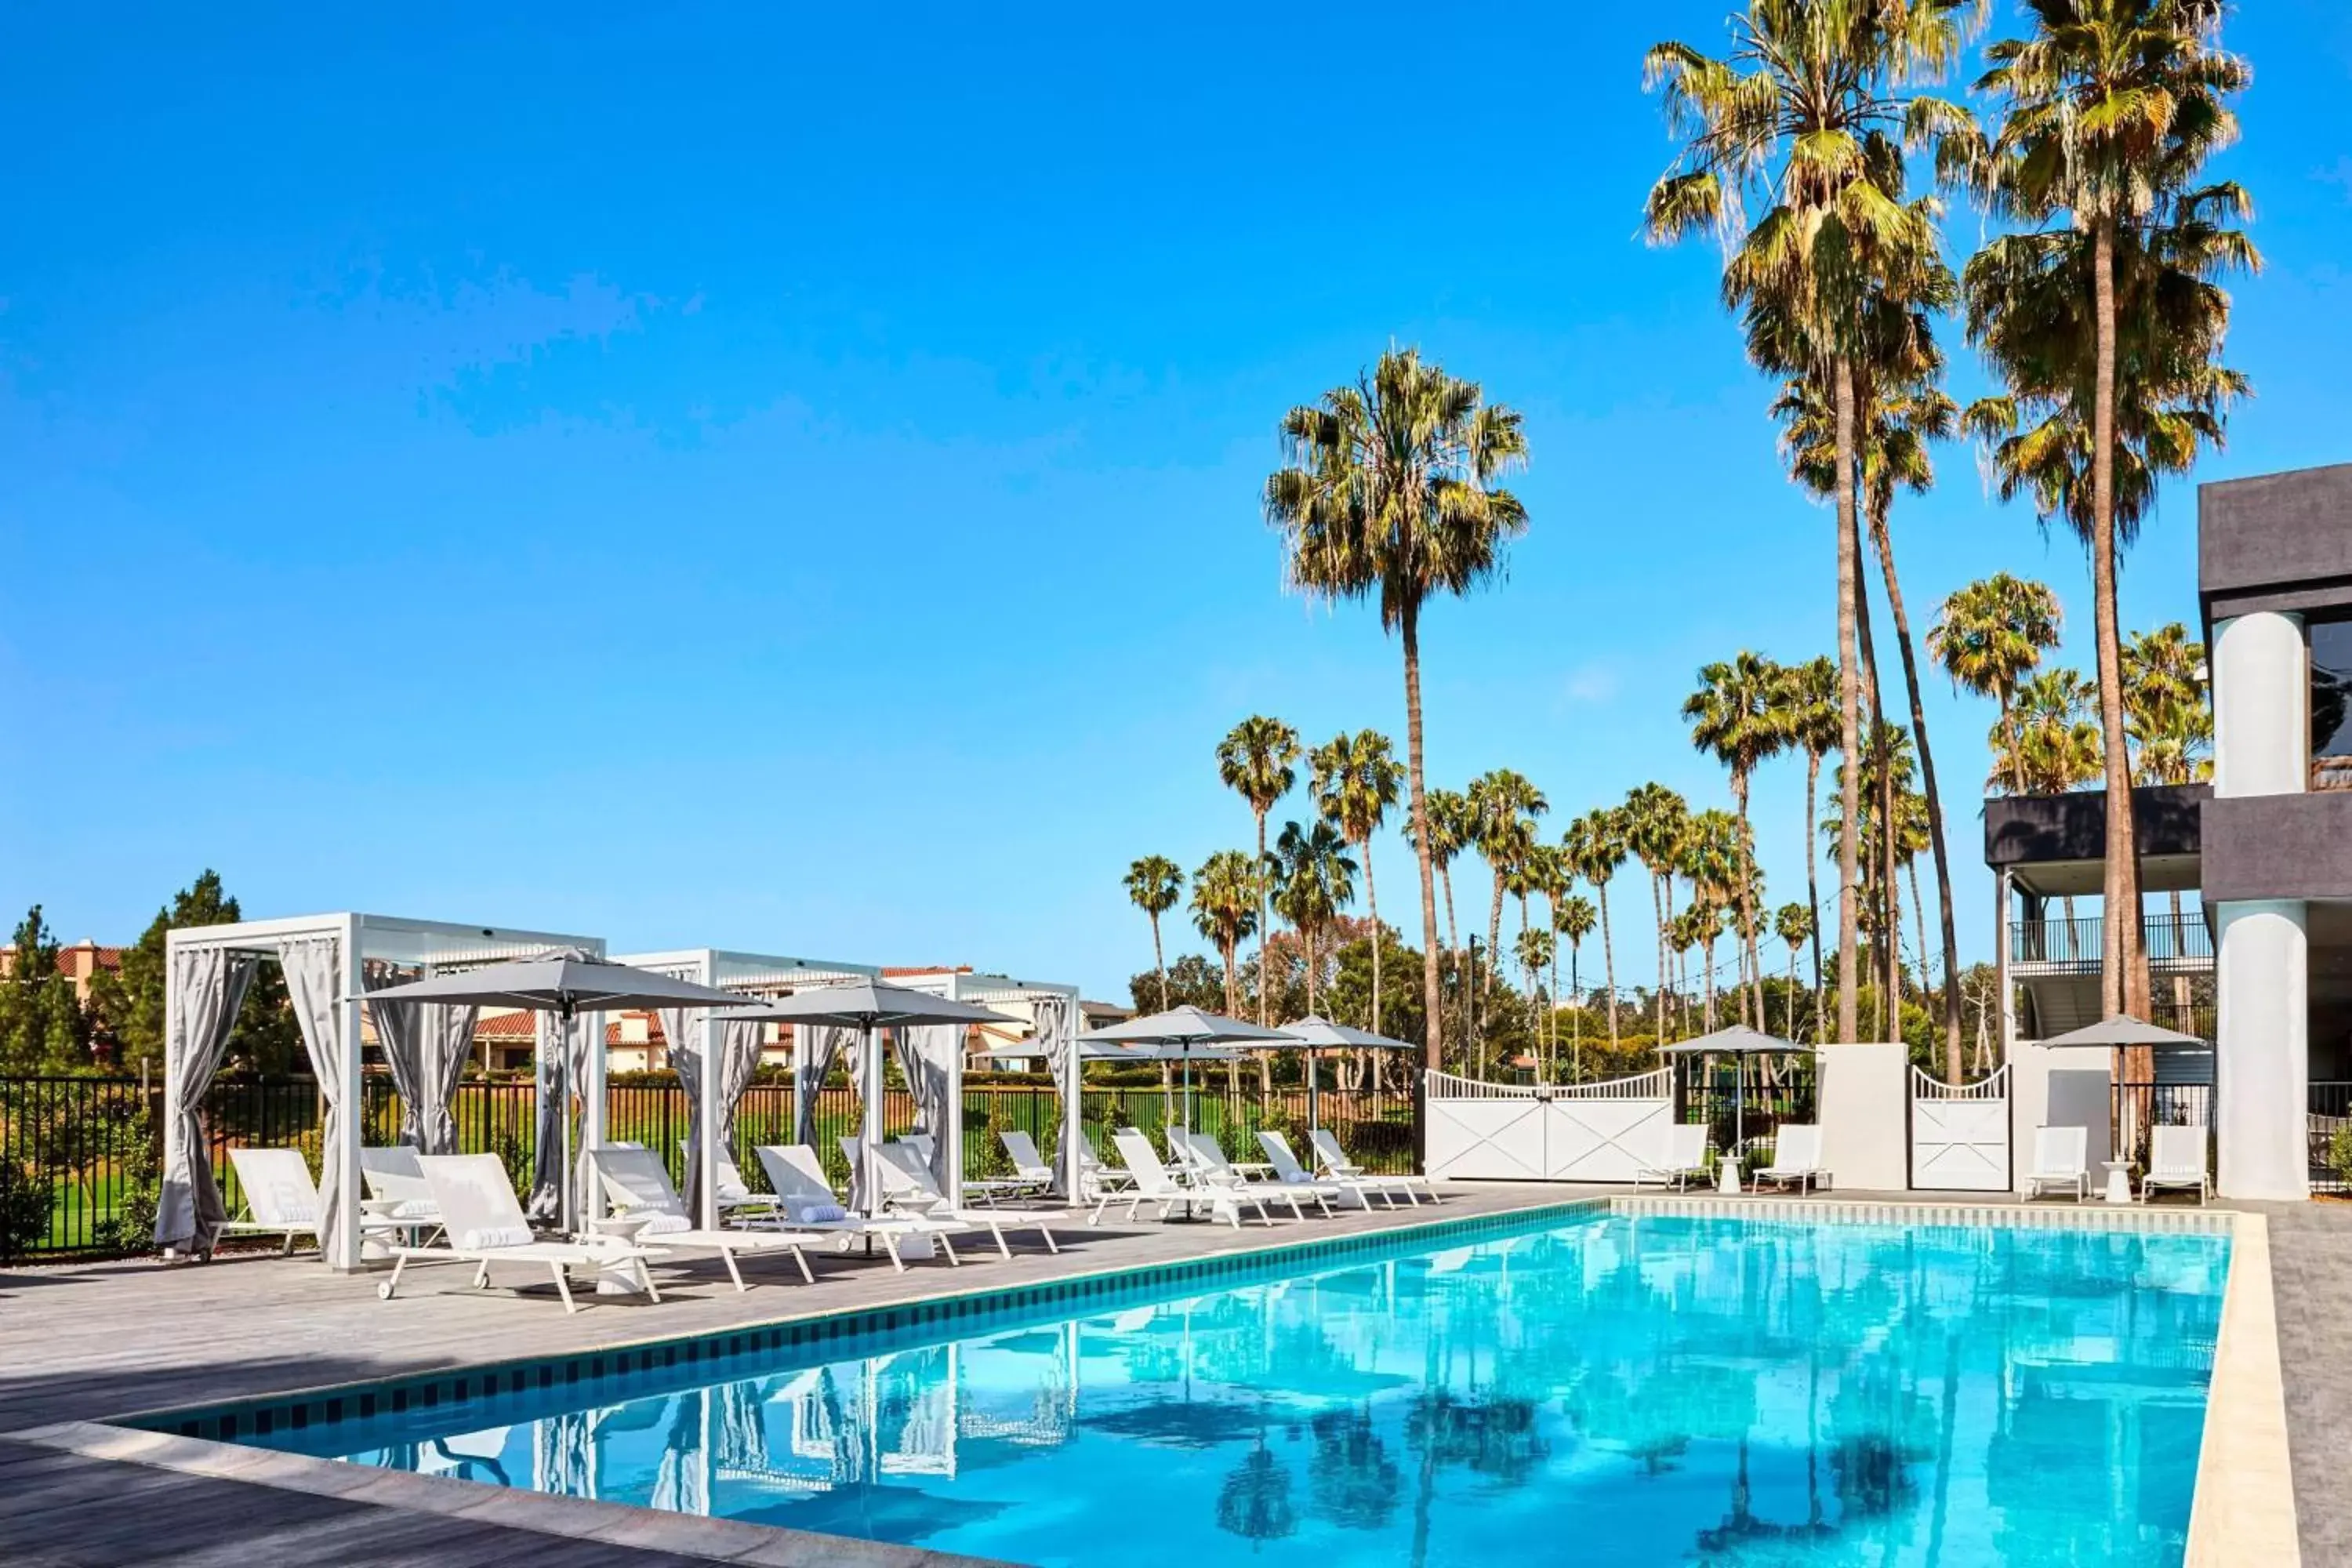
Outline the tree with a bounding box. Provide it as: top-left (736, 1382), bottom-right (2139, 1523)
top-left (2123, 622), bottom-right (2212, 785)
top-left (1775, 655), bottom-right (1840, 1020)
top-left (1646, 0), bottom-right (1975, 1045)
top-left (1309, 730), bottom-right (1405, 1036)
top-left (1218, 717), bottom-right (1301, 1025)
top-left (1622, 782), bottom-right (1690, 1047)
top-left (86, 870), bottom-right (298, 1076)
top-left (1265, 348), bottom-right (1530, 1069)
top-left (1774, 902), bottom-right (1814, 1040)
top-left (1405, 786), bottom-right (1474, 967)
top-left (1270, 820), bottom-right (1358, 1021)
top-left (1955, 0), bottom-right (2253, 1020)
top-left (1681, 809), bottom-right (1748, 1033)
top-left (2000, 668), bottom-right (2107, 795)
top-left (1189, 851), bottom-right (1262, 1018)
top-left (1526, 844), bottom-right (1570, 1073)
top-left (1562, 809), bottom-right (1627, 1049)
top-left (1683, 652), bottom-right (1787, 1028)
top-left (1929, 573), bottom-right (2063, 793)
top-left (1123, 856), bottom-right (1185, 1011)
top-left (0, 906), bottom-right (93, 1073)
top-left (1468, 770), bottom-right (1548, 1008)
top-left (1556, 895), bottom-right (1597, 1076)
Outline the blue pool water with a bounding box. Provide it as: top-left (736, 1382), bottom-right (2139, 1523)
top-left (243, 1214), bottom-right (2228, 1567)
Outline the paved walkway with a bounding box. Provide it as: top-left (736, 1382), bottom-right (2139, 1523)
top-left (2248, 1200), bottom-right (2352, 1566)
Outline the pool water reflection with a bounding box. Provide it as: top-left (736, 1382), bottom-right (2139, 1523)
top-left (271, 1214), bottom-right (2229, 1567)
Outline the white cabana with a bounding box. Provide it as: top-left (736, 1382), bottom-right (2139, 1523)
top-left (607, 947), bottom-right (880, 1229)
top-left (158, 913), bottom-right (601, 1272)
top-left (885, 970), bottom-right (1083, 1201)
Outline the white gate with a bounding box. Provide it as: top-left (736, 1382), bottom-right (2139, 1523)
top-left (1425, 1069), bottom-right (1673, 1182)
top-left (1910, 1066), bottom-right (2011, 1191)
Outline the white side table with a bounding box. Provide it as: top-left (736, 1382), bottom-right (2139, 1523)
top-left (1717, 1160), bottom-right (1742, 1195)
top-left (582, 1214), bottom-right (654, 1296)
top-left (2100, 1160), bottom-right (2133, 1205)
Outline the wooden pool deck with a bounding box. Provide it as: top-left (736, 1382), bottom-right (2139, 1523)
top-left (2, 1185), bottom-right (2338, 1566)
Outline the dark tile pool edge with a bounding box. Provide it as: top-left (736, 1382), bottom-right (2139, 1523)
top-left (117, 1196), bottom-right (1609, 1444)
top-left (1612, 1193), bottom-right (2238, 1234)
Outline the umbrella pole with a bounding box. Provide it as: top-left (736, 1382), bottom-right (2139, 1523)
top-left (860, 1021), bottom-right (882, 1218)
top-left (1308, 1047), bottom-right (1318, 1134)
top-left (558, 1000), bottom-right (574, 1233)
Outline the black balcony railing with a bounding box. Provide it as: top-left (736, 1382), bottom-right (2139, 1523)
top-left (2010, 912), bottom-right (2212, 966)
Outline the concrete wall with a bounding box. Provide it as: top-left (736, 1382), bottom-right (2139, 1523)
top-left (2201, 463), bottom-right (2352, 622)
top-left (1817, 1043), bottom-right (1908, 1192)
top-left (2009, 1041), bottom-right (2112, 1195)
top-left (2204, 792), bottom-right (2352, 902)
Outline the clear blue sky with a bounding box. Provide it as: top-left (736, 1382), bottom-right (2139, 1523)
top-left (4, 4), bottom-right (2347, 1003)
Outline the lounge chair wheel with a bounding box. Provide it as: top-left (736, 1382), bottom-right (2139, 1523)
top-left (376, 1279), bottom-right (394, 1300)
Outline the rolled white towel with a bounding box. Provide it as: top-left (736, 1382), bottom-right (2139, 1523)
top-left (458, 1225), bottom-right (534, 1250)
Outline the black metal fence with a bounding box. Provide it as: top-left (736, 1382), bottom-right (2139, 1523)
top-left (2111, 1080), bottom-right (2215, 1173)
top-left (2311, 1081), bottom-right (2352, 1193)
top-left (1, 1073), bottom-right (1419, 1260)
top-left (1674, 1060), bottom-right (1817, 1170)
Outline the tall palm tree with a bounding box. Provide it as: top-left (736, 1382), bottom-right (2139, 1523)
top-left (1468, 769), bottom-right (1548, 1002)
top-left (1646, 0), bottom-right (1975, 1046)
top-left (1775, 655), bottom-right (1840, 1020)
top-left (1622, 782), bottom-right (1690, 1047)
top-left (1682, 809), bottom-right (1747, 1033)
top-left (1769, 297), bottom-right (1969, 1077)
top-left (1271, 820), bottom-right (1358, 1021)
top-left (1124, 855), bottom-right (1185, 1011)
top-left (1265, 349), bottom-right (1530, 1071)
top-left (1774, 902), bottom-right (1814, 1040)
top-left (1563, 809), bottom-right (1628, 1049)
top-left (1955, 0), bottom-right (2253, 1019)
top-left (1557, 894), bottom-right (1598, 1076)
top-left (1189, 851), bottom-right (1261, 1017)
top-left (1408, 787), bottom-right (1474, 965)
top-left (1513, 927), bottom-right (1556, 1078)
top-left (1309, 730), bottom-right (1406, 1035)
top-left (1526, 844), bottom-right (1571, 1073)
top-left (1218, 716), bottom-right (1301, 1025)
top-left (1929, 573), bottom-right (2063, 793)
top-left (2001, 668), bottom-right (2107, 796)
top-left (1682, 652), bottom-right (1788, 1029)
top-left (2123, 622), bottom-right (2212, 785)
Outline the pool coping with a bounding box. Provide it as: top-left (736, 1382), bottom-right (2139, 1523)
top-left (12, 1192), bottom-right (2290, 1566)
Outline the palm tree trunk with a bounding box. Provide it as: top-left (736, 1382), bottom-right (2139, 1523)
top-left (2092, 218), bottom-right (2147, 1018)
top-left (1832, 355), bottom-right (1863, 1046)
top-left (1909, 858), bottom-right (1932, 1019)
top-left (1868, 505), bottom-right (1965, 1078)
top-left (1570, 946), bottom-right (1583, 1078)
top-left (1599, 884), bottom-right (1620, 1047)
top-left (1254, 811), bottom-right (1272, 1026)
top-left (1486, 873), bottom-right (1505, 1001)
top-left (1363, 837), bottom-right (1381, 1036)
top-left (1650, 873), bottom-right (1668, 1049)
top-left (1787, 944), bottom-right (1799, 1040)
top-left (1853, 510), bottom-right (1896, 1040)
top-left (1733, 771), bottom-right (1762, 1030)
top-left (1400, 604), bottom-right (1446, 1072)
top-left (1998, 682), bottom-right (2025, 795)
top-left (1150, 913), bottom-right (1169, 1011)
top-left (1221, 942), bottom-right (1238, 1017)
top-left (1805, 747), bottom-right (1824, 1025)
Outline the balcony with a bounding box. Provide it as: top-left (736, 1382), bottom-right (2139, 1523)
top-left (2009, 912), bottom-right (2212, 971)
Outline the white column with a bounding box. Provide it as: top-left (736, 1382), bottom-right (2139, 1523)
top-left (2212, 612), bottom-right (2307, 799)
top-left (2216, 899), bottom-right (2309, 1200)
top-left (332, 916), bottom-right (366, 1270)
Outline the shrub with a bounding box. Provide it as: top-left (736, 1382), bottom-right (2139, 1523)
top-left (0, 1158), bottom-right (49, 1262)
top-left (2330, 1123), bottom-right (2352, 1186)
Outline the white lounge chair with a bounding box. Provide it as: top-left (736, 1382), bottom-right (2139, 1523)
top-left (2141, 1125), bottom-right (2211, 1205)
top-left (898, 1131), bottom-right (1040, 1204)
top-left (1750, 1124), bottom-right (1831, 1193)
top-left (1180, 1131), bottom-right (1325, 1218)
top-left (1634, 1124), bottom-right (1714, 1192)
top-left (1073, 1136), bottom-right (1133, 1199)
top-left (1309, 1127), bottom-right (1436, 1203)
top-left (220, 1148), bottom-right (339, 1254)
top-left (381, 1153), bottom-right (657, 1312)
top-left (1092, 1131), bottom-right (1267, 1229)
top-left (2024, 1126), bottom-right (2089, 1201)
top-left (590, 1145), bottom-right (824, 1290)
top-left (1258, 1130), bottom-right (1398, 1209)
top-left (750, 1144), bottom-right (964, 1271)
top-left (680, 1142), bottom-right (780, 1225)
top-left (866, 1142), bottom-right (1063, 1260)
top-left (998, 1131), bottom-right (1065, 1197)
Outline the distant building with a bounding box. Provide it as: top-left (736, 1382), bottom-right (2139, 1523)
top-left (0, 938), bottom-right (123, 1001)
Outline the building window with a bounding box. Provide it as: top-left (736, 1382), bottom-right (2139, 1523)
top-left (2313, 617), bottom-right (2352, 790)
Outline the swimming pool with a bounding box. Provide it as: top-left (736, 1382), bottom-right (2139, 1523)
top-left (223, 1210), bottom-right (2229, 1567)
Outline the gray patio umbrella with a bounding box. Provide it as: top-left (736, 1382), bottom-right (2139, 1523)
top-left (2034, 1014), bottom-right (2207, 1049)
top-left (1660, 1025), bottom-right (1809, 1155)
top-left (356, 950), bottom-right (759, 1229)
top-left (1080, 1006), bottom-right (1288, 1135)
top-left (1276, 1016), bottom-right (1415, 1131)
top-left (720, 980), bottom-right (1017, 1215)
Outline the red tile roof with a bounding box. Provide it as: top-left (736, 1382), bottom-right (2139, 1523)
top-left (882, 965), bottom-right (970, 978)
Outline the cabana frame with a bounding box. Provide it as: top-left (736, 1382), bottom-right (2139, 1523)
top-left (887, 970), bottom-right (1082, 1199)
top-left (162, 913), bottom-right (602, 1272)
top-left (607, 948), bottom-right (881, 1229)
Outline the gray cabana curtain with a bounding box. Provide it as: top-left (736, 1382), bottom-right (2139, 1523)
top-left (844, 1025), bottom-right (879, 1212)
top-left (793, 1023), bottom-right (852, 1147)
top-left (278, 937), bottom-right (349, 1259)
top-left (155, 947), bottom-right (260, 1254)
top-left (891, 1023), bottom-right (963, 1196)
top-left (1030, 993), bottom-right (1079, 1195)
top-left (657, 1005), bottom-right (764, 1217)
top-left (528, 1011), bottom-right (594, 1226)
top-left (368, 982), bottom-right (480, 1155)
